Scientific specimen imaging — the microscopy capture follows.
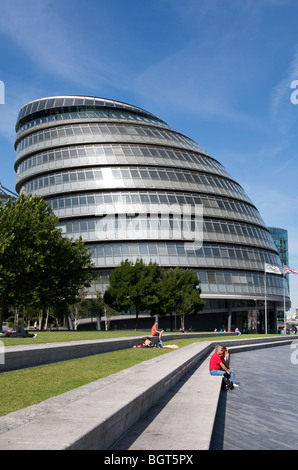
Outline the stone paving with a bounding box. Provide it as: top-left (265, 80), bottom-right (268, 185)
top-left (210, 343), bottom-right (298, 450)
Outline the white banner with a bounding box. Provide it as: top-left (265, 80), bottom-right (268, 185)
top-left (265, 263), bottom-right (282, 275)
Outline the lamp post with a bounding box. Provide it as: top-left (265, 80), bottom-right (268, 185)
top-left (254, 298), bottom-right (257, 334)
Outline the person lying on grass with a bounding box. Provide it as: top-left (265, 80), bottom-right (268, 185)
top-left (0, 327), bottom-right (37, 338)
top-left (141, 336), bottom-right (179, 349)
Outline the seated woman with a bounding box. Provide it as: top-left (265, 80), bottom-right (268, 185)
top-left (142, 336), bottom-right (179, 349)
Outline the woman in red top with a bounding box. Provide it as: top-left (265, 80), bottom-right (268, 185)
top-left (209, 345), bottom-right (238, 387)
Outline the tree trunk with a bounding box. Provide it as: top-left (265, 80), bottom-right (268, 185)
top-left (14, 309), bottom-right (18, 327)
top-left (0, 304), bottom-right (3, 331)
top-left (44, 309), bottom-right (49, 330)
top-left (38, 310), bottom-right (43, 330)
top-left (169, 311), bottom-right (173, 331)
top-left (135, 306), bottom-right (139, 330)
top-left (40, 307), bottom-right (47, 331)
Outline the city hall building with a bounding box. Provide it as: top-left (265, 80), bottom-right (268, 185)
top-left (14, 96), bottom-right (290, 332)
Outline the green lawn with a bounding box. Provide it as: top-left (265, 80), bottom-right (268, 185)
top-left (1, 329), bottom-right (270, 346)
top-left (0, 329), bottom-right (152, 346)
top-left (0, 332), bottom-right (273, 416)
top-left (0, 336), bottom-right (195, 416)
top-left (0, 346), bottom-right (173, 416)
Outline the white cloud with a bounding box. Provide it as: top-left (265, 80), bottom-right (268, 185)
top-left (0, 0), bottom-right (116, 90)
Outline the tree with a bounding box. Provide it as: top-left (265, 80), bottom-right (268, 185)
top-left (0, 194), bottom-right (96, 329)
top-left (67, 290), bottom-right (90, 331)
top-left (0, 194), bottom-right (57, 328)
top-left (160, 267), bottom-right (205, 330)
top-left (82, 291), bottom-right (119, 331)
top-left (103, 303), bottom-right (119, 331)
top-left (104, 259), bottom-right (163, 329)
top-left (78, 291), bottom-right (108, 330)
top-left (37, 235), bottom-right (96, 328)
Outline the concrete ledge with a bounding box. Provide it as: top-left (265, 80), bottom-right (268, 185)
top-left (0, 341), bottom-right (214, 450)
top-left (0, 336), bottom-right (142, 373)
top-left (0, 335), bottom-right (293, 450)
top-left (112, 353), bottom-right (223, 450)
top-left (0, 332), bottom-right (237, 372)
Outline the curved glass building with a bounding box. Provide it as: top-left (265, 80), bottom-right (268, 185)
top-left (14, 96), bottom-right (289, 332)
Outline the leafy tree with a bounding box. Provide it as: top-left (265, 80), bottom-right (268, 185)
top-left (104, 259), bottom-right (163, 329)
top-left (0, 194), bottom-right (57, 328)
top-left (87, 291), bottom-right (119, 330)
top-left (159, 267), bottom-right (205, 330)
top-left (39, 235), bottom-right (96, 328)
top-left (0, 194), bottom-right (96, 329)
top-left (73, 291), bottom-right (110, 330)
top-left (85, 291), bottom-right (106, 330)
top-left (103, 303), bottom-right (119, 331)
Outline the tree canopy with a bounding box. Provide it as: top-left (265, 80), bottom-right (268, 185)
top-left (104, 259), bottom-right (204, 330)
top-left (159, 267), bottom-right (205, 330)
top-left (104, 259), bottom-right (163, 329)
top-left (0, 194), bottom-right (96, 329)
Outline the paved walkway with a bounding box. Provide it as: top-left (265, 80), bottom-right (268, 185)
top-left (111, 353), bottom-right (221, 450)
top-left (210, 343), bottom-right (298, 450)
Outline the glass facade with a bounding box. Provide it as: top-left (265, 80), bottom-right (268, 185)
top-left (14, 96), bottom-right (290, 331)
top-left (0, 184), bottom-right (17, 205)
top-left (268, 226), bottom-right (289, 290)
top-left (268, 227), bottom-right (288, 267)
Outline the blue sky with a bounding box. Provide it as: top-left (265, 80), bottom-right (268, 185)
top-left (1, 0), bottom-right (298, 312)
